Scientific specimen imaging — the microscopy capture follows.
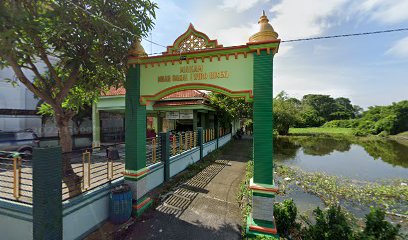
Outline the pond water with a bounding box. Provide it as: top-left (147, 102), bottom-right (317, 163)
top-left (274, 136), bottom-right (408, 181)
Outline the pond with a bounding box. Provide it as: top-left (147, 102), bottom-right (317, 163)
top-left (274, 136), bottom-right (408, 181)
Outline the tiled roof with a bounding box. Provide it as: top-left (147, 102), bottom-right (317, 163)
top-left (153, 100), bottom-right (208, 107)
top-left (103, 88), bottom-right (208, 100)
top-left (162, 90), bottom-right (207, 99)
top-left (103, 87), bottom-right (126, 96)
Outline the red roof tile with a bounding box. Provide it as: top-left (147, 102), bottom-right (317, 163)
top-left (162, 90), bottom-right (207, 99)
top-left (103, 87), bottom-right (126, 96)
top-left (102, 88), bottom-right (208, 99)
top-left (153, 100), bottom-right (208, 107)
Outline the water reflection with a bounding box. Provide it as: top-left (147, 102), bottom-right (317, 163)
top-left (274, 136), bottom-right (408, 180)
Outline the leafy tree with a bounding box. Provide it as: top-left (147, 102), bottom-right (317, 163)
top-left (354, 100), bottom-right (408, 135)
top-left (208, 93), bottom-right (253, 128)
top-left (302, 206), bottom-right (353, 240)
top-left (0, 0), bottom-right (156, 194)
top-left (358, 207), bottom-right (401, 240)
top-left (299, 95), bottom-right (360, 126)
top-left (333, 97), bottom-right (356, 119)
top-left (274, 199), bottom-right (300, 237)
top-left (273, 92), bottom-right (302, 134)
top-left (302, 94), bottom-right (337, 121)
top-left (0, 0), bottom-right (156, 152)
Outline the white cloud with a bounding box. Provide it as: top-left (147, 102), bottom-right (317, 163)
top-left (357, 0), bottom-right (408, 24)
top-left (269, 0), bottom-right (349, 40)
top-left (209, 24), bottom-right (258, 46)
top-left (276, 44), bottom-right (293, 55)
top-left (386, 36), bottom-right (408, 58)
top-left (219, 0), bottom-right (269, 13)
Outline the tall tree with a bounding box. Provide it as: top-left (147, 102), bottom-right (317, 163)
top-left (302, 94), bottom-right (337, 121)
top-left (0, 0), bottom-right (156, 194)
top-left (273, 91), bottom-right (301, 135)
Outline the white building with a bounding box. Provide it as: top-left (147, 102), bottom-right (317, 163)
top-left (0, 68), bottom-right (42, 133)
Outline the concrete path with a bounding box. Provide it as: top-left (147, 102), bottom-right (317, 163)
top-left (125, 138), bottom-right (252, 240)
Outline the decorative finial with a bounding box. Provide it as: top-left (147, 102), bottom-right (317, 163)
top-left (249, 11), bottom-right (279, 42)
top-left (129, 39), bottom-right (148, 57)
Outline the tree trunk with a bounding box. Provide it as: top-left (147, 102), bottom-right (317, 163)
top-left (55, 114), bottom-right (83, 198)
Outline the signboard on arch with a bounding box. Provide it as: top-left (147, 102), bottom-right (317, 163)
top-left (139, 54), bottom-right (254, 104)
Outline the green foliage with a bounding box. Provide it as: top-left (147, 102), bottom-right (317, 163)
top-left (323, 119), bottom-right (359, 128)
top-left (289, 127), bottom-right (354, 135)
top-left (357, 207), bottom-right (401, 240)
top-left (273, 199), bottom-right (300, 237)
top-left (0, 0), bottom-right (157, 151)
top-left (276, 164), bottom-right (408, 214)
top-left (302, 206), bottom-right (353, 240)
top-left (273, 91), bottom-right (360, 134)
top-left (302, 94), bottom-right (337, 121)
top-left (208, 93), bottom-right (252, 128)
top-left (353, 101), bottom-right (408, 136)
top-left (273, 91), bottom-right (302, 135)
top-left (298, 108), bottom-right (326, 127)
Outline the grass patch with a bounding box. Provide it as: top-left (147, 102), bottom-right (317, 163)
top-left (289, 127), bottom-right (354, 135)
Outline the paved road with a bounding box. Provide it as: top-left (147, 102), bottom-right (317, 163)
top-left (125, 138), bottom-right (251, 240)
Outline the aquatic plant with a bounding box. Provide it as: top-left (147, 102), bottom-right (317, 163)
top-left (276, 165), bottom-right (408, 215)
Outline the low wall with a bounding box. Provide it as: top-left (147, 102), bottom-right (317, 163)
top-left (169, 147), bottom-right (200, 177)
top-left (0, 199), bottom-right (33, 240)
top-left (146, 163), bottom-right (165, 192)
top-left (218, 133), bottom-right (231, 147)
top-left (62, 178), bottom-right (123, 240)
top-left (202, 140), bottom-right (217, 157)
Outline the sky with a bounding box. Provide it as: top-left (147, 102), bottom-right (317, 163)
top-left (141, 0), bottom-right (408, 109)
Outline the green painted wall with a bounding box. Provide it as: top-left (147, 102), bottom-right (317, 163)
top-left (253, 51), bottom-right (274, 185)
top-left (97, 96), bottom-right (125, 110)
top-left (125, 65), bottom-right (146, 171)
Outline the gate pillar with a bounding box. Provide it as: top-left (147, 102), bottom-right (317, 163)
top-left (124, 42), bottom-right (152, 217)
top-left (246, 12), bottom-right (280, 238)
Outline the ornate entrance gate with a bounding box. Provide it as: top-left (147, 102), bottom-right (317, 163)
top-left (125, 12), bottom-right (280, 237)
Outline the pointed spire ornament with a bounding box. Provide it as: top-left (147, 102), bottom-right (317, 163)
top-left (249, 11), bottom-right (279, 42)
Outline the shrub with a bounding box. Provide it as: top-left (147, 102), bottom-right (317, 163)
top-left (274, 199), bottom-right (300, 237)
top-left (353, 100), bottom-right (408, 136)
top-left (302, 206), bottom-right (353, 240)
top-left (323, 119), bottom-right (358, 128)
top-left (357, 207), bottom-right (401, 240)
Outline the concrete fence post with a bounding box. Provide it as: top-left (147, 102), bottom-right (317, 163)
top-left (32, 147), bottom-right (62, 240)
top-left (215, 117), bottom-right (219, 149)
top-left (197, 127), bottom-right (203, 160)
top-left (160, 132), bottom-right (170, 182)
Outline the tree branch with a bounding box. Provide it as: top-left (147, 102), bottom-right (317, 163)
top-left (33, 35), bottom-right (63, 89)
top-left (26, 56), bottom-right (56, 97)
top-left (57, 63), bottom-right (80, 102)
top-left (3, 52), bottom-right (58, 108)
top-left (26, 57), bottom-right (46, 82)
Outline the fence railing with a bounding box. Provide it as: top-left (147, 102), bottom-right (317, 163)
top-left (1, 128), bottom-right (233, 204)
top-left (219, 128), bottom-right (231, 137)
top-left (170, 130), bottom-right (199, 157)
top-left (0, 153), bottom-right (32, 204)
top-left (62, 144), bottom-right (125, 201)
top-left (203, 128), bottom-right (216, 143)
top-left (146, 136), bottom-right (162, 166)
